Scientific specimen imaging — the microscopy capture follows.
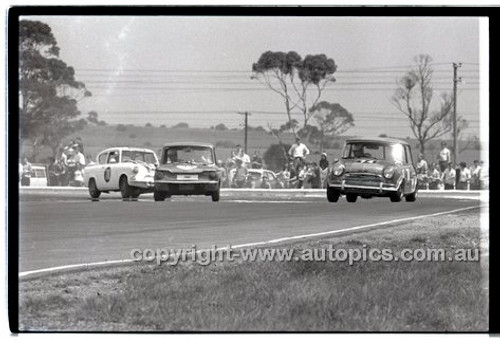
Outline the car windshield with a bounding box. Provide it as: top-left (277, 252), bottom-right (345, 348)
top-left (122, 151), bottom-right (157, 164)
top-left (342, 142), bottom-right (405, 162)
top-left (162, 146), bottom-right (214, 165)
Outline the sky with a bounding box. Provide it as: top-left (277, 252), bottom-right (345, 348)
top-left (24, 15), bottom-right (484, 139)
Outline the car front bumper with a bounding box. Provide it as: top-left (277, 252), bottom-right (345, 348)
top-left (155, 180), bottom-right (219, 195)
top-left (327, 179), bottom-right (401, 195)
top-left (129, 176), bottom-right (155, 189)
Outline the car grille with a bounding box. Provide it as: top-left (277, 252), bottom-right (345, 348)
top-left (344, 174), bottom-right (383, 187)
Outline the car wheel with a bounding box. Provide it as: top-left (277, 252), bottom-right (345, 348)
top-left (405, 187), bottom-right (418, 202)
top-left (88, 179), bottom-right (101, 199)
top-left (390, 184), bottom-right (404, 202)
top-left (211, 187), bottom-right (220, 202)
top-left (346, 193), bottom-right (358, 203)
top-left (120, 175), bottom-right (140, 199)
top-left (326, 187), bottom-right (340, 202)
top-left (154, 191), bottom-right (167, 201)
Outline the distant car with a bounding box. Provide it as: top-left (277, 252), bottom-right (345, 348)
top-left (83, 147), bottom-right (158, 199)
top-left (154, 142), bottom-right (222, 202)
top-left (247, 169), bottom-right (283, 189)
top-left (326, 137), bottom-right (418, 203)
top-left (28, 164), bottom-right (48, 187)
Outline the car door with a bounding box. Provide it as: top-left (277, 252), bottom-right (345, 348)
top-left (93, 151), bottom-right (109, 189)
top-left (403, 145), bottom-right (417, 193)
top-left (100, 150), bottom-right (120, 191)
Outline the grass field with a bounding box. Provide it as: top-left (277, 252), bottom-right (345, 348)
top-left (19, 210), bottom-right (487, 332)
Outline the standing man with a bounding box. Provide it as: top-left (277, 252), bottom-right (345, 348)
top-left (438, 142), bottom-right (451, 173)
top-left (416, 154), bottom-right (429, 189)
top-left (288, 137), bottom-right (310, 174)
top-left (456, 162), bottom-right (471, 190)
top-left (21, 156), bottom-right (33, 186)
top-left (441, 162), bottom-right (456, 190)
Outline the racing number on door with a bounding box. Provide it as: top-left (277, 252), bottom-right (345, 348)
top-left (104, 167), bottom-right (111, 183)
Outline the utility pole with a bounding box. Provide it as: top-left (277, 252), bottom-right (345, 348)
top-left (452, 62), bottom-right (461, 165)
top-left (237, 111), bottom-right (251, 154)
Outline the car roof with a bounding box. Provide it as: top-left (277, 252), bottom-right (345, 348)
top-left (98, 147), bottom-right (156, 154)
top-left (162, 142), bottom-right (214, 148)
top-left (345, 137), bottom-right (410, 145)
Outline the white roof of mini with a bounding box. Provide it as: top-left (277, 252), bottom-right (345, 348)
top-left (97, 147), bottom-right (157, 154)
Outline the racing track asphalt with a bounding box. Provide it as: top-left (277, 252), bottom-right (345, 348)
top-left (18, 195), bottom-right (481, 273)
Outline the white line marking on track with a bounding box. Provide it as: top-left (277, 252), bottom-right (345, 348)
top-left (19, 205), bottom-right (481, 279)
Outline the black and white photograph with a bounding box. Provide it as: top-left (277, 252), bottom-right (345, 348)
top-left (10, 8), bottom-right (491, 334)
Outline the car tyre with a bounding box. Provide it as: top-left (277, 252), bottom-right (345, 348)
top-left (390, 183), bottom-right (404, 202)
top-left (327, 187), bottom-right (340, 202)
top-left (88, 179), bottom-right (101, 199)
top-left (211, 187), bottom-right (220, 202)
top-left (405, 186), bottom-right (418, 202)
top-left (120, 175), bottom-right (140, 199)
top-left (346, 193), bottom-right (358, 203)
top-left (154, 191), bottom-right (167, 202)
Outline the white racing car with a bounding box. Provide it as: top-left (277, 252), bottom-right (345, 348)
top-left (84, 147), bottom-right (159, 199)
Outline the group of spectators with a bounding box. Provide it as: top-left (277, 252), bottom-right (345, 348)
top-left (219, 138), bottom-right (331, 189)
top-left (415, 142), bottom-right (488, 190)
top-left (20, 137), bottom-right (95, 187)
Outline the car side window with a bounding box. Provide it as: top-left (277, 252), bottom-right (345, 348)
top-left (107, 151), bottom-right (119, 164)
top-left (98, 153), bottom-right (108, 165)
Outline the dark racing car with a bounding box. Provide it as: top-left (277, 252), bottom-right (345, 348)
top-left (154, 142), bottom-right (222, 202)
top-left (326, 137), bottom-right (418, 203)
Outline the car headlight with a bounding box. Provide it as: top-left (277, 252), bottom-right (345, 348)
top-left (207, 171), bottom-right (218, 180)
top-left (332, 164), bottom-right (345, 176)
top-left (383, 166), bottom-right (395, 179)
top-left (132, 166), bottom-right (139, 174)
top-left (154, 171), bottom-right (165, 180)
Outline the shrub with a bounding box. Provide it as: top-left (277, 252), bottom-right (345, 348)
top-left (263, 144), bottom-right (291, 172)
top-left (129, 133), bottom-right (137, 139)
top-left (116, 124), bottom-right (127, 132)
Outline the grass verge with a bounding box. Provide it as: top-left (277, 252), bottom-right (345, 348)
top-left (19, 209), bottom-right (487, 331)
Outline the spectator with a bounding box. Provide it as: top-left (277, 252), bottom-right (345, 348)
top-left (75, 137), bottom-right (84, 154)
top-left (232, 145), bottom-right (251, 167)
top-left (226, 160), bottom-right (236, 188)
top-left (74, 146), bottom-right (86, 169)
top-left (251, 151), bottom-right (263, 169)
top-left (288, 137), bottom-right (310, 174)
top-left (21, 156), bottom-right (33, 186)
top-left (416, 154), bottom-right (429, 189)
top-left (456, 162), bottom-right (471, 190)
top-left (438, 142), bottom-right (451, 173)
top-left (48, 157), bottom-right (63, 186)
top-left (319, 153), bottom-right (329, 188)
top-left (479, 161), bottom-right (489, 190)
top-left (72, 168), bottom-right (84, 187)
top-left (471, 160), bottom-right (481, 190)
top-left (427, 162), bottom-right (442, 190)
top-left (232, 158), bottom-right (248, 188)
top-left (441, 162), bottom-right (456, 190)
top-left (217, 160), bottom-right (229, 188)
top-left (260, 175), bottom-right (272, 189)
top-left (277, 165), bottom-right (291, 189)
top-left (309, 162), bottom-right (322, 189)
